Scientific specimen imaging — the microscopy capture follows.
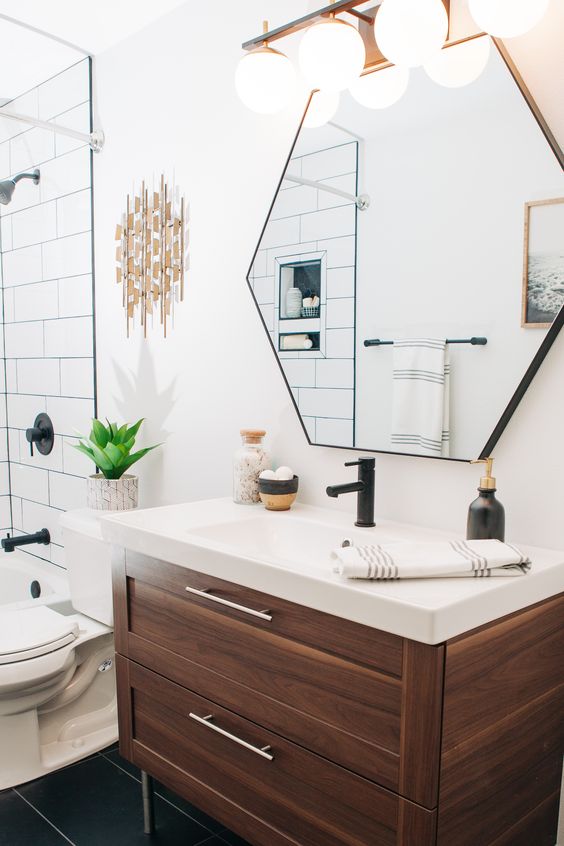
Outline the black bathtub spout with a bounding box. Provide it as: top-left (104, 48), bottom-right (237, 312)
top-left (2, 528), bottom-right (50, 553)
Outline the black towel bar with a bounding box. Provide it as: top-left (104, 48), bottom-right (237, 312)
top-left (363, 337), bottom-right (488, 347)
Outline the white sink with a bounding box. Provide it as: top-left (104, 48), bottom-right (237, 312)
top-left (101, 497), bottom-right (564, 644)
top-left (188, 515), bottom-right (395, 573)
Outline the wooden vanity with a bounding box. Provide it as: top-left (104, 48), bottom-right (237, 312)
top-left (113, 548), bottom-right (564, 846)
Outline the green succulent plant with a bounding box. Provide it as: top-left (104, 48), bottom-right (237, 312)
top-left (74, 418), bottom-right (159, 480)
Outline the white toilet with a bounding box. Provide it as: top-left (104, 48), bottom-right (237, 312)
top-left (0, 510), bottom-right (118, 790)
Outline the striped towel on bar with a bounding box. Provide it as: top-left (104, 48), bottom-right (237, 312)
top-left (391, 338), bottom-right (450, 456)
top-left (331, 538), bottom-right (531, 580)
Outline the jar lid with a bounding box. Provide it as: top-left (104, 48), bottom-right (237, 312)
top-left (240, 428), bottom-right (266, 443)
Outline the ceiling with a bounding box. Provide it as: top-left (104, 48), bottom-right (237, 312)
top-left (0, 0), bottom-right (561, 150)
top-left (0, 0), bottom-right (189, 100)
top-left (0, 0), bottom-right (189, 54)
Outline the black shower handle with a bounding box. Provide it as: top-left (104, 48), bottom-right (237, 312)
top-left (26, 427), bottom-right (43, 457)
top-left (25, 413), bottom-right (55, 458)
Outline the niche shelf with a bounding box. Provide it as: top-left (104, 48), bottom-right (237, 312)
top-left (278, 331), bottom-right (320, 352)
top-left (279, 259), bottom-right (321, 320)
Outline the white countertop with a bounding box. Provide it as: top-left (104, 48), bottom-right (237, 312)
top-left (101, 498), bottom-right (564, 644)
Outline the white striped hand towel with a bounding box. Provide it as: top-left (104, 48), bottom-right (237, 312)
top-left (391, 339), bottom-right (450, 457)
top-left (331, 538), bottom-right (531, 580)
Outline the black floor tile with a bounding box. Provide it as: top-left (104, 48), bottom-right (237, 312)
top-left (102, 748), bottom-right (225, 833)
top-left (98, 747), bottom-right (140, 781)
top-left (18, 755), bottom-right (212, 845)
top-left (0, 789), bottom-right (70, 846)
top-left (216, 831), bottom-right (253, 846)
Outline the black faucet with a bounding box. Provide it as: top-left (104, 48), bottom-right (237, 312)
top-left (2, 529), bottom-right (50, 553)
top-left (326, 457), bottom-right (376, 528)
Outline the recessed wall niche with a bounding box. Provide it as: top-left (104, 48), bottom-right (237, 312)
top-left (279, 260), bottom-right (321, 319)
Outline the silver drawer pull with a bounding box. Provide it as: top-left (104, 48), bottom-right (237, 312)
top-left (185, 586), bottom-right (272, 621)
top-left (189, 713), bottom-right (274, 761)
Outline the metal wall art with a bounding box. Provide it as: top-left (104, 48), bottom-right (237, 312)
top-left (115, 175), bottom-right (187, 337)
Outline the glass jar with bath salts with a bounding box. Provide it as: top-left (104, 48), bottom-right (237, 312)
top-left (233, 429), bottom-right (271, 504)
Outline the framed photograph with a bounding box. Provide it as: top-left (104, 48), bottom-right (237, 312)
top-left (522, 197), bottom-right (564, 328)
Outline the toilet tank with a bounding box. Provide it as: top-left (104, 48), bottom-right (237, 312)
top-left (60, 510), bottom-right (113, 627)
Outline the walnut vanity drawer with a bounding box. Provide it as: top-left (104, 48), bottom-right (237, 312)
top-left (122, 550), bottom-right (403, 676)
top-left (114, 550), bottom-right (444, 808)
top-left (117, 657), bottom-right (437, 846)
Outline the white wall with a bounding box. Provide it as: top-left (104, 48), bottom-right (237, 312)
top-left (93, 0), bottom-right (564, 553)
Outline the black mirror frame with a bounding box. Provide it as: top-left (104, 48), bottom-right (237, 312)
top-left (245, 38), bottom-right (564, 463)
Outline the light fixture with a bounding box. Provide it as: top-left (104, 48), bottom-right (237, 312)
top-left (423, 36), bottom-right (491, 88)
top-left (235, 22), bottom-right (296, 115)
top-left (303, 90), bottom-right (340, 128)
top-left (349, 65), bottom-right (409, 108)
top-left (299, 17), bottom-right (366, 92)
top-left (374, 0), bottom-right (449, 68)
top-left (468, 0), bottom-right (549, 38)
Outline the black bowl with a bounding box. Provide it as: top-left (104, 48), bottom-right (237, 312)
top-left (258, 474), bottom-right (299, 495)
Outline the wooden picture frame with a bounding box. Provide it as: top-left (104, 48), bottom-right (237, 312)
top-left (522, 197), bottom-right (564, 328)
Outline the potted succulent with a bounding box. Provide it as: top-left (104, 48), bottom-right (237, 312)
top-left (74, 418), bottom-right (159, 511)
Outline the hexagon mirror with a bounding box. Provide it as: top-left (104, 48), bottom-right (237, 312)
top-left (247, 37), bottom-right (564, 461)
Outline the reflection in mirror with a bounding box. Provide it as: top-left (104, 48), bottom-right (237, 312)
top-left (248, 37), bottom-right (564, 461)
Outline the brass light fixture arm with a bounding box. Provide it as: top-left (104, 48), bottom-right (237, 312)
top-left (346, 9), bottom-right (375, 24)
top-left (242, 1), bottom-right (383, 51)
top-left (242, 1), bottom-right (453, 60)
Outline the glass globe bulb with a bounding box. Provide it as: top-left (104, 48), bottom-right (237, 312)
top-left (235, 46), bottom-right (296, 115)
top-left (349, 65), bottom-right (409, 108)
top-left (374, 0), bottom-right (449, 68)
top-left (299, 18), bottom-right (366, 92)
top-left (303, 90), bottom-right (340, 128)
top-left (423, 36), bottom-right (491, 88)
top-left (468, 0), bottom-right (549, 38)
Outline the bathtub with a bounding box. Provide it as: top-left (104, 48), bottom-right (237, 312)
top-left (0, 551), bottom-right (70, 611)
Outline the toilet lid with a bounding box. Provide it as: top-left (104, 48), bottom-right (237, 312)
top-left (0, 606), bottom-right (79, 665)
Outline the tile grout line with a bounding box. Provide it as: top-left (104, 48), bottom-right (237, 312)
top-left (3, 271), bottom-right (91, 292)
top-left (12, 787), bottom-right (77, 845)
top-left (4, 225), bottom-right (92, 256)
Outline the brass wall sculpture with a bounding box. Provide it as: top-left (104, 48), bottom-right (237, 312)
top-left (115, 175), bottom-right (186, 337)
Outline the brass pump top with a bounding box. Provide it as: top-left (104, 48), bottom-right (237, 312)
top-left (471, 457), bottom-right (496, 490)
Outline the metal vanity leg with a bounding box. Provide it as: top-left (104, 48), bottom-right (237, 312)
top-left (141, 770), bottom-right (155, 835)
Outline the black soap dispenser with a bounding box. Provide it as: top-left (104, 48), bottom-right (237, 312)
top-left (467, 457), bottom-right (505, 542)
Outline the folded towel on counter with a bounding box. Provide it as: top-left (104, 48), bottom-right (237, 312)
top-left (281, 334), bottom-right (313, 350)
top-left (331, 538), bottom-right (531, 580)
top-left (391, 338), bottom-right (450, 457)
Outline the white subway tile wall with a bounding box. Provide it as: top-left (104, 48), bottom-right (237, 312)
top-left (0, 58), bottom-right (94, 565)
top-left (249, 142), bottom-right (357, 445)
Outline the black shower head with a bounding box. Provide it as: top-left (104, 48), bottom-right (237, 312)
top-left (0, 168), bottom-right (40, 205)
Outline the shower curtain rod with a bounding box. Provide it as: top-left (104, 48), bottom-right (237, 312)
top-left (0, 107), bottom-right (104, 152)
top-left (284, 173), bottom-right (370, 210)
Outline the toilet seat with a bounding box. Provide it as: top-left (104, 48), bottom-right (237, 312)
top-left (0, 606), bottom-right (79, 665)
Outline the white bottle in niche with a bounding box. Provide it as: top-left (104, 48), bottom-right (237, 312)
top-left (286, 287), bottom-right (302, 319)
top-left (233, 429), bottom-right (271, 504)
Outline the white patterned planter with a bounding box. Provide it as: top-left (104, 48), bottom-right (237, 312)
top-left (87, 474), bottom-right (139, 511)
